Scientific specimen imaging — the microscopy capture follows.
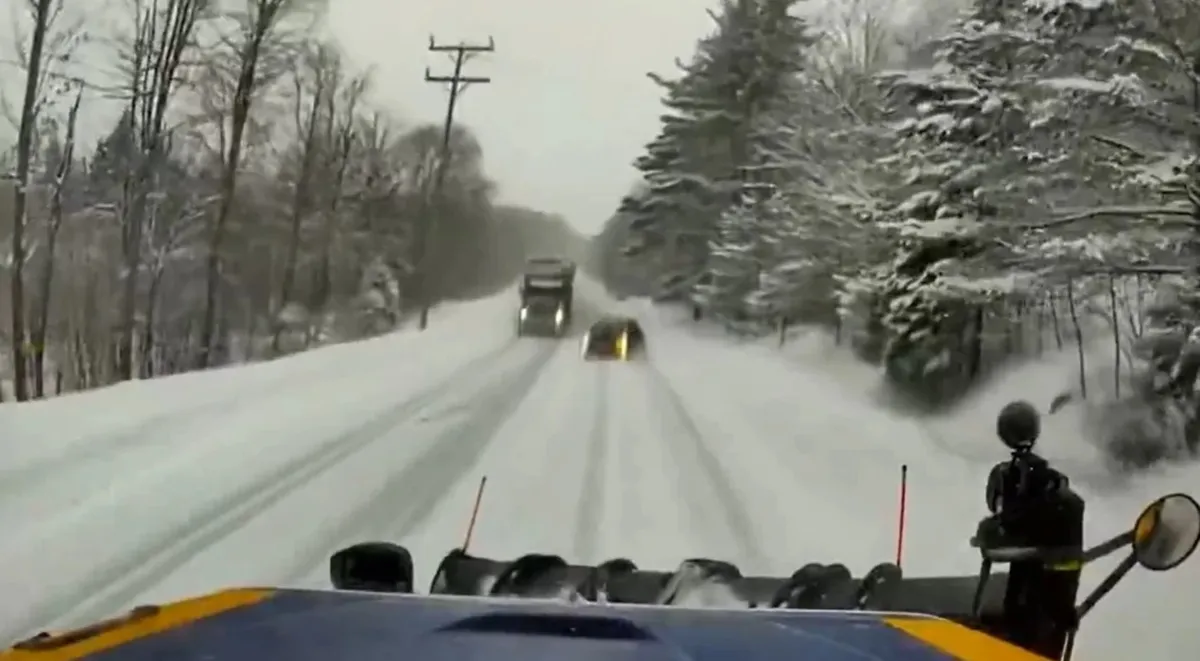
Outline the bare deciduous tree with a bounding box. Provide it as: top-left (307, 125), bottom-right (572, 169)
top-left (0, 0), bottom-right (568, 398)
top-left (810, 0), bottom-right (897, 120)
top-left (196, 0), bottom-right (324, 367)
top-left (270, 40), bottom-right (332, 354)
top-left (28, 87), bottom-right (81, 397)
top-left (112, 0), bottom-right (207, 381)
top-left (7, 0), bottom-right (68, 401)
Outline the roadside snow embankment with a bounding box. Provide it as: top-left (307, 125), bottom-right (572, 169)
top-left (633, 299), bottom-right (1200, 659)
top-left (0, 288), bottom-right (520, 641)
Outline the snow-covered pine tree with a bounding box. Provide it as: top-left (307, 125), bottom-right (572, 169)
top-left (738, 191), bottom-right (803, 322)
top-left (696, 186), bottom-right (764, 321)
top-left (698, 96), bottom-right (802, 323)
top-left (693, 0), bottom-right (819, 324)
top-left (855, 0), bottom-right (1102, 406)
top-left (617, 4), bottom-right (758, 300)
top-left (619, 0), bottom-right (816, 311)
top-left (618, 125), bottom-right (716, 301)
top-left (1028, 0), bottom-right (1200, 467)
top-left (718, 114), bottom-right (808, 324)
top-left (744, 58), bottom-right (889, 329)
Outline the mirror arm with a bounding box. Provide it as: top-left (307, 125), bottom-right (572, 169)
top-left (1075, 552), bottom-right (1137, 621)
top-left (1062, 630), bottom-right (1078, 660)
top-left (970, 558), bottom-right (993, 616)
top-left (1081, 531), bottom-right (1134, 564)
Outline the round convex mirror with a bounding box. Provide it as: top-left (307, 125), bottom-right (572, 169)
top-left (1132, 493), bottom-right (1200, 571)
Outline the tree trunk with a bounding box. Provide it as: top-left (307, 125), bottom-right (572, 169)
top-left (199, 30), bottom-right (268, 368)
top-left (273, 221), bottom-right (304, 353)
top-left (31, 90), bottom-right (81, 397)
top-left (31, 219), bottom-right (60, 398)
top-left (72, 330), bottom-right (88, 390)
top-left (120, 0), bottom-right (203, 378)
top-left (81, 273), bottom-right (98, 386)
top-left (966, 306), bottom-right (984, 381)
top-left (1049, 294), bottom-right (1063, 350)
top-left (271, 110), bottom-right (319, 355)
top-left (1066, 279), bottom-right (1087, 398)
top-left (9, 0), bottom-right (54, 402)
top-left (140, 268), bottom-right (165, 377)
top-left (1109, 274), bottom-right (1121, 397)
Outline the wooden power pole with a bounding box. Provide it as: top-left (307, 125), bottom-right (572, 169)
top-left (415, 35), bottom-right (493, 330)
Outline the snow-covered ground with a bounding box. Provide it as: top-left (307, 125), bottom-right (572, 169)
top-left (0, 284), bottom-right (1196, 657)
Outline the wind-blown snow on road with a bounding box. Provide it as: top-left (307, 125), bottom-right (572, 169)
top-left (0, 286), bottom-right (1196, 656)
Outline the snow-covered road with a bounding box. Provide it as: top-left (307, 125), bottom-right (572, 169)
top-left (0, 286), bottom-right (1196, 657)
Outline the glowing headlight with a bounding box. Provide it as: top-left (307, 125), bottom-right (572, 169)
top-left (519, 308), bottom-right (528, 320)
top-left (555, 307), bottom-right (564, 324)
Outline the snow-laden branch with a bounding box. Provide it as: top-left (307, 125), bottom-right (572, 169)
top-left (1024, 205), bottom-right (1199, 229)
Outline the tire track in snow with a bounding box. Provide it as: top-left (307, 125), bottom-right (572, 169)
top-left (2, 341), bottom-right (526, 643)
top-left (641, 363), bottom-right (768, 570)
top-left (0, 349), bottom-right (417, 505)
top-left (278, 342), bottom-right (561, 583)
top-left (571, 364), bottom-right (611, 561)
top-left (0, 395), bottom-right (264, 504)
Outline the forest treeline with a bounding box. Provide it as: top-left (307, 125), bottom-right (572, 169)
top-left (0, 0), bottom-right (583, 401)
top-left (590, 0), bottom-right (1200, 470)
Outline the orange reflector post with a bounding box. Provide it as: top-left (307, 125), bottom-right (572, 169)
top-left (463, 476), bottom-right (488, 552)
top-left (896, 464), bottom-right (908, 568)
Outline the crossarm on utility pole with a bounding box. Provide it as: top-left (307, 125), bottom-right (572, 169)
top-left (428, 35), bottom-right (494, 52)
top-left (425, 73), bottom-right (491, 84)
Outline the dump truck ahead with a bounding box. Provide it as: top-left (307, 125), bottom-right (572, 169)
top-left (517, 257), bottom-right (575, 337)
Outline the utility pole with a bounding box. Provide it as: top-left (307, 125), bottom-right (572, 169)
top-left (415, 35), bottom-right (494, 330)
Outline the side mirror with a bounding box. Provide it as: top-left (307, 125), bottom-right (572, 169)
top-left (1060, 493), bottom-right (1200, 660)
top-left (330, 542), bottom-right (414, 593)
top-left (1132, 493), bottom-right (1200, 571)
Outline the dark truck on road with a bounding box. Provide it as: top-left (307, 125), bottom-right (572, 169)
top-left (517, 257), bottom-right (576, 337)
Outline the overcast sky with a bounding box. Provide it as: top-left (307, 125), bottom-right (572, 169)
top-left (2, 0), bottom-right (933, 235)
top-left (325, 0), bottom-right (722, 235)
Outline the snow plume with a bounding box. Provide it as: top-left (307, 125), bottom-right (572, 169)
top-left (475, 574), bottom-right (498, 596)
top-left (1082, 393), bottom-right (1193, 475)
top-left (668, 580), bottom-right (749, 608)
top-left (791, 270), bottom-right (1200, 481)
top-left (924, 333), bottom-right (1194, 489)
top-left (530, 585), bottom-right (592, 603)
top-left (1055, 285), bottom-right (1200, 476)
top-left (472, 573), bottom-right (589, 604)
top-left (653, 561), bottom-right (750, 608)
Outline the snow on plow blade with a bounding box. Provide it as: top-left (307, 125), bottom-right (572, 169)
top-left (424, 549), bottom-right (1004, 619)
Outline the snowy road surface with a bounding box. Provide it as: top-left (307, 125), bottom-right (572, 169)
top-left (1, 286), bottom-right (1197, 657)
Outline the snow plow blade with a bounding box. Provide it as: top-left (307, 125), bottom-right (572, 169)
top-left (426, 549), bottom-right (1005, 620)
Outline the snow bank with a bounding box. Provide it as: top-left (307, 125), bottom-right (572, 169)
top-left (0, 287), bottom-right (521, 640)
top-left (0, 289), bottom-right (520, 470)
top-left (637, 298), bottom-right (1200, 657)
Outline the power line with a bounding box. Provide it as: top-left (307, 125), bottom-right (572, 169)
top-left (413, 35), bottom-right (494, 330)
